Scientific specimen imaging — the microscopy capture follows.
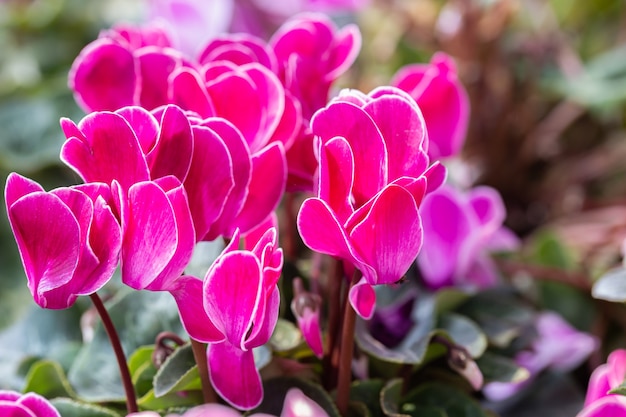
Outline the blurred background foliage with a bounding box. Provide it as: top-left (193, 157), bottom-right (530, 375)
top-left (0, 0), bottom-right (625, 413)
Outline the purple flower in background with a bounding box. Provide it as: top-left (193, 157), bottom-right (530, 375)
top-left (5, 174), bottom-right (121, 309)
top-left (417, 184), bottom-right (518, 289)
top-left (392, 52), bottom-right (470, 160)
top-left (0, 390), bottom-right (61, 417)
top-left (484, 312), bottom-right (597, 401)
top-left (170, 227), bottom-right (283, 409)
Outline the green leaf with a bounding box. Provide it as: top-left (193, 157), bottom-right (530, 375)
top-left (592, 267), bottom-right (626, 302)
top-left (350, 379), bottom-right (385, 417)
top-left (68, 289), bottom-right (185, 402)
top-left (437, 314), bottom-right (487, 359)
top-left (403, 383), bottom-right (489, 417)
top-left (22, 359), bottom-right (77, 399)
top-left (269, 319), bottom-right (302, 352)
top-left (252, 377), bottom-right (340, 417)
top-left (531, 233), bottom-right (575, 269)
top-left (0, 303), bottom-right (83, 390)
top-left (137, 388), bottom-right (203, 410)
top-left (49, 398), bottom-right (122, 417)
top-left (153, 343), bottom-right (201, 398)
top-left (380, 379), bottom-right (410, 417)
top-left (128, 346), bottom-right (157, 397)
top-left (476, 352), bottom-right (530, 384)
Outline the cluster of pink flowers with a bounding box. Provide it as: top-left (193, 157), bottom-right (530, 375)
top-left (577, 350), bottom-right (626, 417)
top-left (4, 5), bottom-right (531, 413)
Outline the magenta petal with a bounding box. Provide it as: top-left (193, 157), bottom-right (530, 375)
top-left (121, 181), bottom-right (179, 290)
top-left (350, 185), bottom-right (422, 286)
top-left (169, 276), bottom-right (224, 343)
top-left (270, 90), bottom-right (302, 150)
top-left (296, 305), bottom-right (324, 358)
top-left (114, 106), bottom-right (159, 157)
top-left (418, 187), bottom-right (471, 288)
top-left (577, 396), bottom-right (626, 417)
top-left (468, 186), bottom-right (506, 232)
top-left (148, 105), bottom-right (194, 181)
top-left (245, 286), bottom-right (280, 349)
top-left (297, 198), bottom-right (353, 261)
top-left (202, 119), bottom-right (252, 241)
top-left (170, 67), bottom-right (215, 118)
top-left (204, 251), bottom-right (262, 347)
top-left (326, 24), bottom-right (361, 81)
top-left (362, 94), bottom-right (427, 179)
top-left (231, 143), bottom-right (286, 235)
top-left (311, 101), bottom-right (387, 204)
top-left (185, 126), bottom-right (235, 240)
top-left (69, 38), bottom-right (137, 112)
top-left (318, 136), bottom-right (354, 222)
top-left (8, 192), bottom-right (80, 308)
top-left (281, 388), bottom-right (330, 417)
top-left (208, 341), bottom-right (262, 410)
top-left (16, 392), bottom-right (62, 417)
top-left (61, 111), bottom-right (150, 190)
top-left (137, 48), bottom-right (180, 110)
top-left (5, 173), bottom-right (44, 208)
top-left (349, 278), bottom-right (376, 320)
top-left (424, 161), bottom-right (447, 193)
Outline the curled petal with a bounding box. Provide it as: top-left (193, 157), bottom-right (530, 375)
top-left (137, 48), bottom-right (181, 110)
top-left (169, 276), bottom-right (224, 343)
top-left (170, 67), bottom-right (215, 118)
top-left (349, 185), bottom-right (422, 286)
top-left (349, 278), bottom-right (377, 320)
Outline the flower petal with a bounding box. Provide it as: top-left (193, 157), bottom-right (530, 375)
top-left (148, 105), bottom-right (194, 182)
top-left (208, 342), bottom-right (262, 410)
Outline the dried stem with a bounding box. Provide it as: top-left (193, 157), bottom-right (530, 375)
top-left (89, 293), bottom-right (137, 414)
top-left (336, 269), bottom-right (362, 416)
top-left (190, 338), bottom-right (218, 403)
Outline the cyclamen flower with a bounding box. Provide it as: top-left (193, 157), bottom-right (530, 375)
top-left (417, 184), bottom-right (519, 289)
top-left (484, 312), bottom-right (597, 401)
top-left (5, 173), bottom-right (121, 309)
top-left (297, 87), bottom-right (446, 319)
top-left (0, 390), bottom-right (60, 417)
top-left (69, 24), bottom-right (188, 112)
top-left (60, 104), bottom-right (279, 240)
top-left (575, 349), bottom-right (626, 417)
top-left (170, 227), bottom-right (283, 409)
top-left (391, 52), bottom-right (470, 160)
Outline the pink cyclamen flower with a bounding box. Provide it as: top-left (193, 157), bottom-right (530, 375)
top-left (484, 312), bottom-right (597, 401)
top-left (0, 390), bottom-right (60, 417)
top-left (291, 278), bottom-right (324, 358)
top-left (61, 104), bottom-right (278, 240)
top-left (576, 349), bottom-right (626, 417)
top-left (5, 173), bottom-right (121, 309)
top-left (417, 184), bottom-right (519, 289)
top-left (69, 24), bottom-right (190, 113)
top-left (170, 227), bottom-right (283, 409)
top-left (391, 52), bottom-right (470, 160)
top-left (297, 87), bottom-right (446, 319)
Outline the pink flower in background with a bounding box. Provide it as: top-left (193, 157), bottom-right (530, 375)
top-left (392, 52), bottom-right (469, 160)
top-left (5, 174), bottom-right (121, 309)
top-left (576, 349), bottom-right (626, 417)
top-left (417, 184), bottom-right (518, 289)
top-left (291, 278), bottom-right (324, 358)
top-left (170, 227), bottom-right (283, 409)
top-left (484, 312), bottom-right (597, 401)
top-left (69, 24), bottom-right (189, 112)
top-left (147, 0), bottom-right (235, 57)
top-left (0, 390), bottom-right (60, 417)
top-left (198, 33), bottom-right (277, 72)
top-left (298, 87), bottom-right (445, 319)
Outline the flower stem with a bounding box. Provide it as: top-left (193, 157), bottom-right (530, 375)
top-left (190, 338), bottom-right (218, 403)
top-left (89, 293), bottom-right (137, 414)
top-left (336, 269), bottom-right (362, 416)
top-left (324, 258), bottom-right (344, 390)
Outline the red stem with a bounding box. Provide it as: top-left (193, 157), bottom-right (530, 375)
top-left (89, 293), bottom-right (137, 414)
top-left (190, 338), bottom-right (218, 403)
